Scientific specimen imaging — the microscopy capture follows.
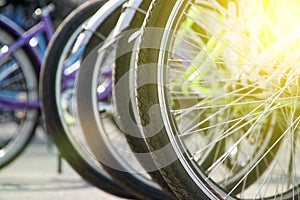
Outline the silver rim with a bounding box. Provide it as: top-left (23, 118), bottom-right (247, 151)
top-left (157, 0), bottom-right (300, 199)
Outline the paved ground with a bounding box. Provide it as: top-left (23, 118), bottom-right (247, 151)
top-left (0, 127), bottom-right (126, 200)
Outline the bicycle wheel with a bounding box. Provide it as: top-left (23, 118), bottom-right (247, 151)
top-left (112, 0), bottom-right (176, 198)
top-left (76, 47), bottom-right (173, 200)
top-left (75, 2), bottom-right (173, 199)
top-left (40, 0), bottom-right (134, 198)
top-left (135, 0), bottom-right (300, 199)
top-left (0, 26), bottom-right (39, 169)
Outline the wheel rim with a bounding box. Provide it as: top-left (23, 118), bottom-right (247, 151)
top-left (0, 28), bottom-right (38, 167)
top-left (157, 0), bottom-right (300, 199)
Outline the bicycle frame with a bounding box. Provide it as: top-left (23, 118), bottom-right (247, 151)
top-left (0, 5), bottom-right (54, 68)
top-left (0, 2), bottom-right (117, 111)
top-left (0, 4), bottom-right (54, 110)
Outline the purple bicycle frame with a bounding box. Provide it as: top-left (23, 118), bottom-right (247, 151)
top-left (0, 5), bottom-right (54, 110)
top-left (0, 4), bottom-right (113, 111)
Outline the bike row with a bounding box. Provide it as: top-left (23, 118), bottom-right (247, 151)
top-left (1, 0), bottom-right (300, 199)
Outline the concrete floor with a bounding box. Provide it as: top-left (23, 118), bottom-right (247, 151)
top-left (0, 127), bottom-right (126, 200)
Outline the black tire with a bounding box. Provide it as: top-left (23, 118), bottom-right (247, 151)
top-left (135, 2), bottom-right (208, 199)
top-left (39, 0), bottom-right (134, 198)
top-left (75, 1), bottom-right (173, 199)
top-left (0, 25), bottom-right (39, 170)
top-left (135, 0), bottom-right (297, 199)
top-left (112, 0), bottom-right (175, 198)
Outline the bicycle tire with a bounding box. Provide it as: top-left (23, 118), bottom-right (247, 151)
top-left (0, 26), bottom-right (39, 169)
top-left (76, 46), bottom-right (173, 200)
top-left (135, 0), bottom-right (300, 199)
top-left (75, 1), bottom-right (173, 198)
top-left (39, 0), bottom-right (134, 198)
top-left (112, 0), bottom-right (176, 198)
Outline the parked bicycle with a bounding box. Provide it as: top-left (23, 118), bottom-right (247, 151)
top-left (9, 0), bottom-right (300, 199)
top-left (133, 0), bottom-right (300, 199)
top-left (0, 0), bottom-right (54, 170)
top-left (0, 0), bottom-right (135, 198)
top-left (41, 0), bottom-right (175, 199)
top-left (39, 0), bottom-right (141, 198)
